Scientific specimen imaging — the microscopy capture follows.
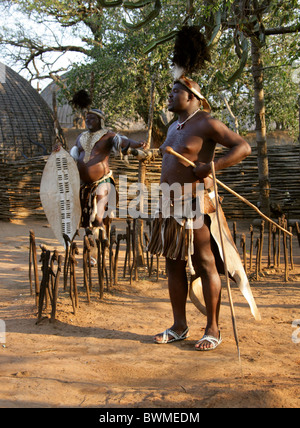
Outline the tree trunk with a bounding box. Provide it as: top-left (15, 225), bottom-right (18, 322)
top-left (251, 37), bottom-right (270, 216)
top-left (298, 94), bottom-right (300, 160)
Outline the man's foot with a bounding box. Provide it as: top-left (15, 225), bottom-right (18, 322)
top-left (195, 330), bottom-right (222, 351)
top-left (154, 327), bottom-right (189, 344)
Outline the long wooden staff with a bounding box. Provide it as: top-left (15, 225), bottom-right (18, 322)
top-left (210, 161), bottom-right (241, 361)
top-left (165, 146), bottom-right (292, 237)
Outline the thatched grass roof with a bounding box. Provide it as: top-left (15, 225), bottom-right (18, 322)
top-left (0, 64), bottom-right (56, 161)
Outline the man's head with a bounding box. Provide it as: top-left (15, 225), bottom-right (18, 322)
top-left (168, 81), bottom-right (199, 114)
top-left (168, 79), bottom-right (210, 114)
top-left (85, 109), bottom-right (105, 132)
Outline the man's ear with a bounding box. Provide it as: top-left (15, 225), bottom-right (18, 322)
top-left (187, 92), bottom-right (197, 102)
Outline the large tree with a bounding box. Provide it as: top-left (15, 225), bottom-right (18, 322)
top-left (1, 0), bottom-right (299, 212)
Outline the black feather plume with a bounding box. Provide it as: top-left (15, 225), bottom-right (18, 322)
top-left (171, 26), bottom-right (211, 78)
top-left (71, 89), bottom-right (92, 110)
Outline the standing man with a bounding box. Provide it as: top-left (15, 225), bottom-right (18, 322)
top-left (148, 78), bottom-right (260, 351)
top-left (70, 108), bottom-right (146, 231)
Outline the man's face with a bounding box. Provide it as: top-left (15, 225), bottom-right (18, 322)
top-left (85, 113), bottom-right (101, 132)
top-left (167, 82), bottom-right (190, 113)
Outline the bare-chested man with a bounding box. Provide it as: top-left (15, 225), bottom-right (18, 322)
top-left (70, 109), bottom-right (146, 230)
top-left (149, 80), bottom-right (252, 351)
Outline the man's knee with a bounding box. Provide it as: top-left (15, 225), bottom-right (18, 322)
top-left (192, 253), bottom-right (217, 278)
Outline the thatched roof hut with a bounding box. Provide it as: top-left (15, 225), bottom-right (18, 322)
top-left (0, 63), bottom-right (56, 161)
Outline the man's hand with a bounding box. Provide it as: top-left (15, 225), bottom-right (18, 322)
top-left (53, 143), bottom-right (62, 152)
top-left (193, 162), bottom-right (211, 179)
top-left (138, 141), bottom-right (148, 150)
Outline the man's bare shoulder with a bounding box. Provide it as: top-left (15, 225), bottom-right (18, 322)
top-left (100, 130), bottom-right (115, 140)
top-left (195, 113), bottom-right (228, 135)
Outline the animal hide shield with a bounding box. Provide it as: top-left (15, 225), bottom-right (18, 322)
top-left (190, 208), bottom-right (261, 321)
top-left (40, 147), bottom-right (81, 248)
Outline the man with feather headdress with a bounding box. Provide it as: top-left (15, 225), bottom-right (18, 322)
top-left (68, 91), bottom-right (147, 233)
top-left (148, 27), bottom-right (260, 351)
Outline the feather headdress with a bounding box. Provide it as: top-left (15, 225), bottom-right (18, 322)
top-left (71, 89), bottom-right (92, 110)
top-left (71, 89), bottom-right (105, 127)
top-left (171, 26), bottom-right (211, 112)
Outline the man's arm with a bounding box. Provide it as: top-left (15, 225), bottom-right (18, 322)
top-left (194, 118), bottom-right (251, 179)
top-left (69, 135), bottom-right (83, 161)
top-left (110, 132), bottom-right (147, 151)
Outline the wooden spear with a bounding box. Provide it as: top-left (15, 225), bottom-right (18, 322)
top-left (210, 161), bottom-right (241, 362)
top-left (164, 146), bottom-right (293, 237)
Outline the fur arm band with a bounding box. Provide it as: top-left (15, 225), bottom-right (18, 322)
top-left (70, 146), bottom-right (79, 162)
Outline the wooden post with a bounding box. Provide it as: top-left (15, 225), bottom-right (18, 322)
top-left (268, 221), bottom-right (272, 268)
top-left (249, 224), bottom-right (254, 271)
top-left (255, 237), bottom-right (261, 280)
top-left (29, 230), bottom-right (39, 306)
top-left (136, 161), bottom-right (146, 269)
top-left (232, 221), bottom-right (237, 245)
top-left (63, 234), bottom-right (70, 291)
top-left (283, 219), bottom-right (289, 282)
top-left (289, 226), bottom-right (294, 270)
top-left (295, 222), bottom-right (300, 248)
top-left (37, 248), bottom-right (50, 322)
top-left (114, 234), bottom-right (123, 287)
top-left (240, 233), bottom-right (247, 275)
top-left (96, 230), bottom-right (104, 300)
top-left (69, 243), bottom-right (79, 313)
top-left (29, 233), bottom-right (33, 296)
top-left (135, 74), bottom-right (156, 269)
top-left (69, 254), bottom-right (76, 314)
top-left (51, 255), bottom-right (62, 322)
top-left (259, 220), bottom-right (265, 272)
top-left (125, 220), bottom-right (131, 278)
top-left (272, 225), bottom-right (277, 267)
top-left (83, 236), bottom-right (91, 303)
top-left (276, 217), bottom-right (281, 267)
top-left (109, 225), bottom-right (116, 288)
top-left (101, 229), bottom-right (109, 290)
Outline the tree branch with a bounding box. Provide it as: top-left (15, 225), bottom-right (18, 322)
top-left (265, 22), bottom-right (300, 35)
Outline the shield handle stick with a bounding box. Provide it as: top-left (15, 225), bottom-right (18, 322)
top-left (164, 146), bottom-right (292, 237)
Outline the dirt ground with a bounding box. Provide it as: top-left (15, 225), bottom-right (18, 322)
top-left (0, 218), bottom-right (299, 409)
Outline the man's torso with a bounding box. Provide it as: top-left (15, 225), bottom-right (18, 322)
top-left (160, 112), bottom-right (216, 189)
top-left (78, 130), bottom-right (113, 182)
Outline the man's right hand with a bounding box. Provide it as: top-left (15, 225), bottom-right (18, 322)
top-left (193, 162), bottom-right (211, 179)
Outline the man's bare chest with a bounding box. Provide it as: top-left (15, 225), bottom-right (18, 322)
top-left (162, 127), bottom-right (203, 155)
top-left (79, 130), bottom-right (109, 162)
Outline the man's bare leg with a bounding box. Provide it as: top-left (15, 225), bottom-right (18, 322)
top-left (192, 217), bottom-right (221, 350)
top-left (154, 258), bottom-right (189, 343)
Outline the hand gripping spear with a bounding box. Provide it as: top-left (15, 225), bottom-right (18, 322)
top-left (164, 146), bottom-right (293, 237)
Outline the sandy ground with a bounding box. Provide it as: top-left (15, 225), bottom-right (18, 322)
top-left (0, 218), bottom-right (299, 409)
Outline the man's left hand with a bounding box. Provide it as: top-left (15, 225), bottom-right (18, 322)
top-left (53, 143), bottom-right (62, 152)
top-left (138, 141), bottom-right (148, 149)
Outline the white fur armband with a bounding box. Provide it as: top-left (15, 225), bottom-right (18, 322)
top-left (70, 146), bottom-right (79, 162)
top-left (112, 134), bottom-right (128, 156)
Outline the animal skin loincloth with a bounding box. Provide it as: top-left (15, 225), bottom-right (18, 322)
top-left (80, 171), bottom-right (116, 228)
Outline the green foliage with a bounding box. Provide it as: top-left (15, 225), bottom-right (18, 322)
top-left (1, 0), bottom-right (299, 143)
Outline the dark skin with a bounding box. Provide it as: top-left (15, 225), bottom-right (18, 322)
top-left (72, 112), bottom-right (146, 227)
top-left (155, 82), bottom-right (251, 350)
top-left (76, 112), bottom-right (146, 184)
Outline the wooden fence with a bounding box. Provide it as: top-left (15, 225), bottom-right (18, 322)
top-left (0, 145), bottom-right (299, 221)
